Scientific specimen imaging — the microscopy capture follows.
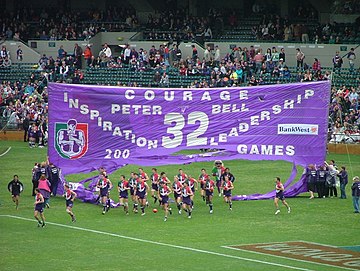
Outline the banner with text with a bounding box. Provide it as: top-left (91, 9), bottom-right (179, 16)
top-left (48, 81), bottom-right (330, 178)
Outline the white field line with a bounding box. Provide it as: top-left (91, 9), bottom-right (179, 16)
top-left (0, 214), bottom-right (312, 271)
top-left (222, 245), bottom-right (359, 271)
top-left (0, 147), bottom-right (11, 157)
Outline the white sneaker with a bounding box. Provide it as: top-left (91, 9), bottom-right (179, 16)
top-left (210, 209), bottom-right (213, 214)
top-left (178, 210), bottom-right (181, 215)
top-left (218, 193), bottom-right (222, 197)
top-left (288, 207), bottom-right (291, 213)
top-left (141, 212), bottom-right (146, 216)
top-left (275, 210), bottom-right (280, 215)
top-left (164, 217), bottom-right (167, 222)
top-left (188, 215), bottom-right (191, 219)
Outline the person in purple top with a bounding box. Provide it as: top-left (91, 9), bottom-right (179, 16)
top-left (118, 175), bottom-right (130, 215)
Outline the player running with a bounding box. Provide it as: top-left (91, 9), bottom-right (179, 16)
top-left (150, 168), bottom-right (160, 204)
top-left (139, 168), bottom-right (150, 206)
top-left (178, 169), bottom-right (188, 185)
top-left (198, 168), bottom-right (208, 201)
top-left (128, 172), bottom-right (138, 213)
top-left (158, 181), bottom-right (172, 221)
top-left (118, 175), bottom-right (130, 215)
top-left (172, 176), bottom-right (183, 214)
top-left (204, 175), bottom-right (215, 214)
top-left (64, 184), bottom-right (77, 222)
top-left (8, 175), bottom-right (24, 210)
top-left (187, 175), bottom-right (198, 208)
top-left (34, 188), bottom-right (45, 227)
top-left (274, 177), bottom-right (291, 215)
top-left (222, 175), bottom-right (234, 210)
top-left (97, 173), bottom-right (113, 215)
top-left (135, 175), bottom-right (150, 216)
top-left (181, 181), bottom-right (193, 219)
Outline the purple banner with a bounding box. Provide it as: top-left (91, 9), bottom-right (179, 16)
top-left (48, 81), bottom-right (330, 201)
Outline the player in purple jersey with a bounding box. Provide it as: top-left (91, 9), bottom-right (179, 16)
top-left (118, 175), bottom-right (130, 215)
top-left (97, 173), bottom-right (113, 215)
top-left (181, 182), bottom-right (193, 219)
top-left (64, 184), bottom-right (77, 222)
top-left (128, 172), bottom-right (139, 213)
top-left (222, 175), bottom-right (234, 210)
top-left (150, 168), bottom-right (159, 204)
top-left (135, 175), bottom-right (150, 216)
top-left (172, 176), bottom-right (183, 214)
top-left (274, 177), bottom-right (291, 215)
top-left (158, 181), bottom-right (172, 221)
top-left (34, 188), bottom-right (45, 227)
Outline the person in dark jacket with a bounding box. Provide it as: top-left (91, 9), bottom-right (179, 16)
top-left (338, 166), bottom-right (348, 199)
top-left (351, 176), bottom-right (360, 213)
top-left (8, 175), bottom-right (24, 209)
top-left (22, 113), bottom-right (30, 142)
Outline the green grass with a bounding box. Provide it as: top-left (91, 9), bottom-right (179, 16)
top-left (0, 141), bottom-right (359, 271)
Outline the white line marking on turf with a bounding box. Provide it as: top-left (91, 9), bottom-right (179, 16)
top-left (222, 246), bottom-right (359, 271)
top-left (0, 215), bottom-right (311, 271)
top-left (0, 147), bottom-right (11, 157)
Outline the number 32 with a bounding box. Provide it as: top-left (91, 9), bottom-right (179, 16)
top-left (162, 111), bottom-right (209, 148)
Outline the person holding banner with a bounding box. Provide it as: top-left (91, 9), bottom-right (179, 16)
top-left (118, 175), bottom-right (130, 215)
top-left (325, 160), bottom-right (338, 198)
top-left (305, 164), bottom-right (317, 199)
top-left (274, 177), bottom-right (291, 215)
top-left (97, 173), bottom-right (113, 215)
top-left (316, 165), bottom-right (327, 198)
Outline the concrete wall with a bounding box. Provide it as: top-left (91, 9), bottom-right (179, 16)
top-left (23, 32), bottom-right (360, 69)
top-left (2, 41), bottom-right (40, 63)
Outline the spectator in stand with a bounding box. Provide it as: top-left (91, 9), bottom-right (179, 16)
top-left (347, 48), bottom-right (356, 72)
top-left (83, 45), bottom-right (93, 67)
top-left (295, 48), bottom-right (305, 70)
top-left (332, 51), bottom-right (343, 72)
top-left (312, 58), bottom-right (321, 73)
top-left (73, 43), bottom-right (83, 69)
top-left (58, 45), bottom-right (66, 60)
top-left (99, 43), bottom-right (112, 67)
top-left (16, 45), bottom-right (23, 62)
top-left (279, 48), bottom-right (286, 63)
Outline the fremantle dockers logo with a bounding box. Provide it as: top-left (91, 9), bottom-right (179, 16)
top-left (55, 119), bottom-right (88, 159)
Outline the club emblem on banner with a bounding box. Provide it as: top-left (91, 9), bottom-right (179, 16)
top-left (55, 119), bottom-right (88, 159)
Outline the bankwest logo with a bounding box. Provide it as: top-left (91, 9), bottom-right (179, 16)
top-left (278, 124), bottom-right (318, 135)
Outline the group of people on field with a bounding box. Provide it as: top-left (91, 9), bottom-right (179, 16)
top-left (95, 160), bottom-right (235, 221)
top-left (305, 160), bottom-right (350, 199)
top-left (6, 158), bottom-right (360, 226)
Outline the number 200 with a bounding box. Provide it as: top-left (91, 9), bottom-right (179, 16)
top-left (162, 111), bottom-right (209, 148)
top-left (104, 149), bottom-right (130, 159)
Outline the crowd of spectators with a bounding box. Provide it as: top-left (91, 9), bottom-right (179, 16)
top-left (0, 7), bottom-right (139, 42)
top-left (332, 0), bottom-right (360, 14)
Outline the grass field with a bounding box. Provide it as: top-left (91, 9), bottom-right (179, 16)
top-left (0, 141), bottom-right (359, 271)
